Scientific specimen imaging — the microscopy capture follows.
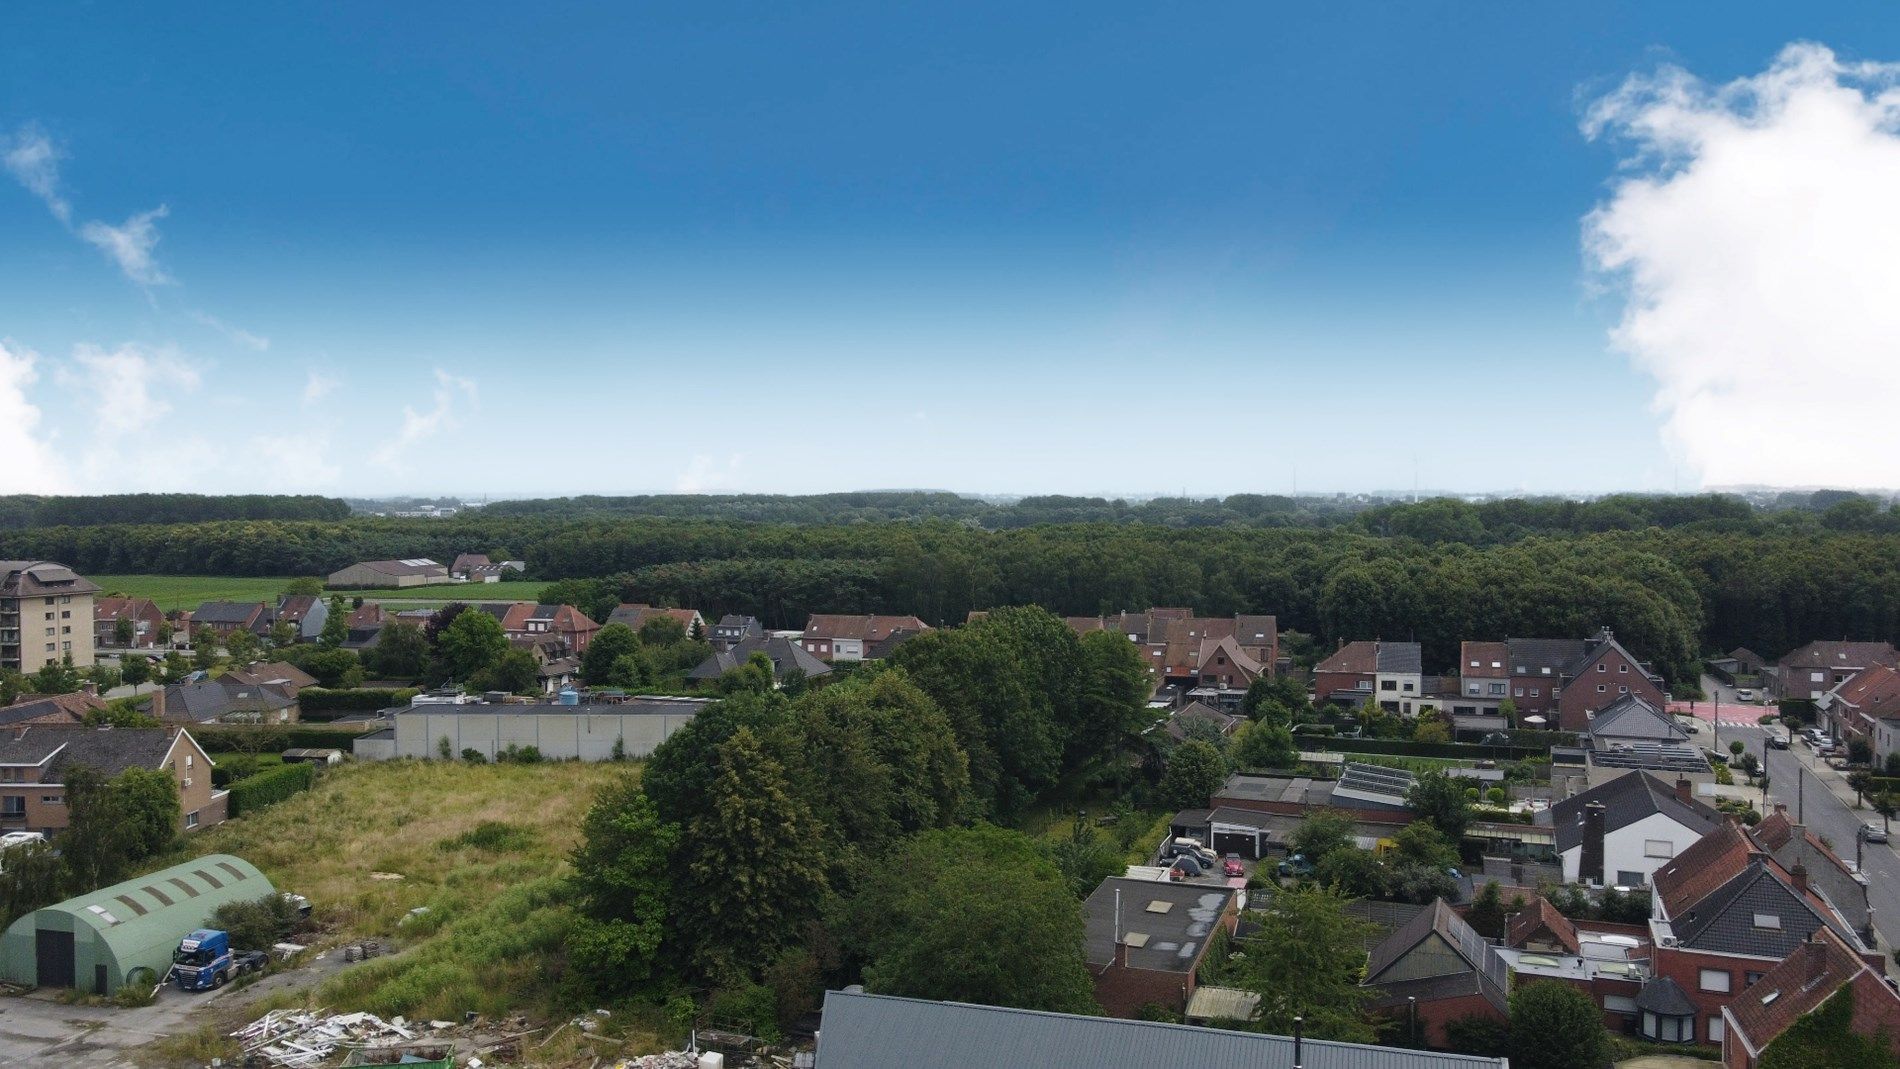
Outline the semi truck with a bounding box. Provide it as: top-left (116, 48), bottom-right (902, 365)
top-left (170, 929), bottom-right (266, 992)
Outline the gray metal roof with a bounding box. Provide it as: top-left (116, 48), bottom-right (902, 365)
top-left (1505, 637), bottom-right (1586, 674)
top-left (1374, 642), bottom-right (1422, 673)
top-left (396, 698), bottom-right (712, 718)
top-left (191, 600), bottom-right (269, 624)
top-left (1588, 695), bottom-right (1687, 742)
top-left (812, 990), bottom-right (1508, 1069)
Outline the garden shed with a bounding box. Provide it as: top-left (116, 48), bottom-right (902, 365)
top-left (0, 854), bottom-right (273, 994)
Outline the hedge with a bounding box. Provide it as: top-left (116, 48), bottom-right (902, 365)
top-left (298, 687), bottom-right (419, 717)
top-left (228, 762), bottom-right (317, 817)
top-left (1291, 733), bottom-right (1549, 762)
top-left (193, 724), bottom-right (375, 753)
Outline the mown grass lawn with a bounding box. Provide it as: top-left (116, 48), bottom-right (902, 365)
top-left (86, 574), bottom-right (550, 611)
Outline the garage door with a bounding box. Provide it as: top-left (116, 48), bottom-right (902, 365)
top-left (35, 928), bottom-right (74, 989)
top-left (1212, 830), bottom-right (1259, 860)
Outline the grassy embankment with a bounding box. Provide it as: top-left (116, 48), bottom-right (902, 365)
top-left (87, 574), bottom-right (550, 612)
top-left (148, 759), bottom-right (666, 1064)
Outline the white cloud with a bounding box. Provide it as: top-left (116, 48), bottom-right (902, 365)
top-left (1584, 42), bottom-right (1900, 488)
top-left (676, 453), bottom-right (745, 493)
top-left (62, 342), bottom-right (201, 441)
top-left (371, 369), bottom-right (478, 469)
top-left (80, 206), bottom-right (172, 286)
top-left (302, 369), bottom-right (339, 404)
top-left (0, 339), bottom-right (70, 492)
top-left (189, 310), bottom-right (269, 351)
top-left (1, 124), bottom-right (71, 224)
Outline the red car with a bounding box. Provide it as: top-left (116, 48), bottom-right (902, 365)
top-left (1222, 856), bottom-right (1244, 878)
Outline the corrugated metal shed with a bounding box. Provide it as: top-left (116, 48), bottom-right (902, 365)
top-left (0, 854), bottom-right (273, 994)
top-left (813, 990), bottom-right (1509, 1069)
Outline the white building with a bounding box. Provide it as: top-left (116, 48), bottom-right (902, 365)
top-left (354, 696), bottom-right (710, 762)
top-left (1546, 772), bottom-right (1722, 887)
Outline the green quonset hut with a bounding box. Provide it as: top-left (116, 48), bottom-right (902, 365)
top-left (0, 854), bottom-right (273, 994)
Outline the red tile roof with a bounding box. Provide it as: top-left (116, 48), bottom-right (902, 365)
top-left (1653, 819), bottom-right (1761, 919)
top-left (1316, 640), bottom-right (1380, 676)
top-left (1460, 641), bottom-right (1510, 678)
top-left (1505, 895), bottom-right (1581, 954)
top-left (1833, 664), bottom-right (1900, 720)
top-left (1723, 928), bottom-right (1881, 1055)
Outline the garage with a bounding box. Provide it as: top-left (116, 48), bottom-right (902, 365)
top-left (1207, 807), bottom-right (1276, 860)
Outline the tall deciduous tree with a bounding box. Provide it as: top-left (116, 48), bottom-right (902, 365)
top-left (581, 623), bottom-right (640, 683)
top-left (1159, 739), bottom-right (1226, 808)
top-left (1406, 770), bottom-right (1473, 838)
top-left (370, 621), bottom-right (429, 678)
top-left (60, 766), bottom-right (179, 889)
top-left (568, 775), bottom-right (681, 996)
top-left (1073, 628), bottom-right (1154, 767)
top-left (1508, 981), bottom-right (1610, 1069)
top-left (438, 609), bottom-right (509, 683)
top-left (1229, 719), bottom-right (1297, 770)
top-left (120, 654), bottom-right (152, 692)
top-left (1234, 885), bottom-right (1377, 1042)
top-left (676, 726), bottom-right (830, 984)
top-left (845, 825), bottom-right (1098, 1013)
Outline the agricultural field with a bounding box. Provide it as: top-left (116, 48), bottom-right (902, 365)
top-left (86, 574), bottom-right (550, 611)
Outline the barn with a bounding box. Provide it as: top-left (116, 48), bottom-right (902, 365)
top-left (0, 854), bottom-right (273, 994)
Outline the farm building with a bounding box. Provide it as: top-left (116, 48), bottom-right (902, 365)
top-left (326, 559), bottom-right (450, 588)
top-left (354, 696), bottom-right (710, 762)
top-left (0, 854), bottom-right (273, 994)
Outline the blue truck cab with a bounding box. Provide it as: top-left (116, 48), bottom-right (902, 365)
top-left (172, 929), bottom-right (234, 991)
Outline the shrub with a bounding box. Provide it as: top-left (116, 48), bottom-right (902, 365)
top-left (297, 687), bottom-right (420, 718)
top-left (706, 983), bottom-right (781, 1043)
top-left (460, 748), bottom-right (488, 764)
top-left (439, 821), bottom-right (535, 853)
top-left (228, 763), bottom-right (317, 817)
top-left (212, 893), bottom-right (301, 950)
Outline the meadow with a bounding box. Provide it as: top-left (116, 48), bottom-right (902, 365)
top-left (87, 574), bottom-right (549, 611)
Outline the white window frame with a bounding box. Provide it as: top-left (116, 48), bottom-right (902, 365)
top-left (1699, 968), bottom-right (1731, 993)
top-left (1644, 840), bottom-right (1675, 859)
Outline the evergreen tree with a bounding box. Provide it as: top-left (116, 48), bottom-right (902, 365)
top-left (1234, 885), bottom-right (1377, 1041)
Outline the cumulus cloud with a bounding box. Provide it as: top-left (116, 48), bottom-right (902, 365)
top-left (1584, 43), bottom-right (1900, 488)
top-left (0, 340), bottom-right (70, 492)
top-left (62, 342), bottom-right (201, 439)
top-left (371, 369), bottom-right (478, 469)
top-left (189, 310), bottom-right (269, 351)
top-left (302, 369), bottom-right (339, 404)
top-left (80, 206), bottom-right (172, 286)
top-left (676, 453), bottom-right (745, 493)
top-left (1, 124), bottom-right (71, 224)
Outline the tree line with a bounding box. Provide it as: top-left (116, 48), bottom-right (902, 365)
top-left (0, 493), bottom-right (349, 529)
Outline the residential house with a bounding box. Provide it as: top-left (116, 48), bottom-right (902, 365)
top-left (1816, 663), bottom-right (1900, 745)
top-left (341, 603), bottom-right (387, 649)
top-left (1449, 640), bottom-right (1511, 717)
top-left (1361, 899), bottom-right (1510, 1046)
top-left (93, 597), bottom-right (164, 649)
top-left (1643, 820), bottom-right (1882, 1049)
top-left (1474, 628), bottom-right (1668, 732)
top-left (606, 603), bottom-right (705, 639)
top-left (143, 679), bottom-right (300, 725)
top-left (1496, 896), bottom-right (1650, 1032)
top-left (1080, 876), bottom-right (1240, 1018)
top-left (801, 615), bottom-right (929, 663)
top-left (687, 635), bottom-right (831, 686)
top-left (1588, 693), bottom-right (1691, 746)
top-left (1, 560), bottom-right (100, 673)
top-left (1720, 927), bottom-right (1900, 1069)
top-left (1772, 640), bottom-right (1900, 703)
top-left (0, 692), bottom-right (104, 728)
top-left (449, 553), bottom-right (522, 582)
top-left (1544, 771), bottom-right (1721, 887)
top-left (326, 558), bottom-right (450, 588)
top-left (517, 603), bottom-right (601, 654)
top-left (1750, 803), bottom-right (1872, 937)
top-left (191, 601), bottom-right (274, 640)
top-left (710, 614), bottom-right (764, 650)
top-left (1314, 640), bottom-right (1423, 713)
top-left (0, 724), bottom-right (225, 835)
top-left (1160, 700), bottom-right (1243, 744)
top-left (1066, 610), bottom-right (1279, 689)
top-left (221, 661), bottom-right (319, 694)
top-left (273, 594), bottom-right (328, 643)
top-left (810, 989), bottom-right (1510, 1069)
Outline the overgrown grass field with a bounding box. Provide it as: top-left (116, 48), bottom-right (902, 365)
top-left (87, 574), bottom-right (549, 611)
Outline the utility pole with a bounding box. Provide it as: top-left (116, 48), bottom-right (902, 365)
top-left (1799, 763), bottom-right (1806, 825)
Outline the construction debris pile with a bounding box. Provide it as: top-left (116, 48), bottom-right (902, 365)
top-left (233, 1009), bottom-right (428, 1068)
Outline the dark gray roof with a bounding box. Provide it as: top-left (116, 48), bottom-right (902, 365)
top-left (1672, 861), bottom-right (1852, 956)
top-left (1375, 642), bottom-right (1422, 673)
top-left (1635, 976), bottom-right (1696, 1017)
top-left (1205, 806), bottom-right (1279, 831)
top-left (687, 635), bottom-right (831, 681)
top-left (813, 990), bottom-right (1508, 1069)
top-left (0, 696), bottom-right (87, 727)
top-left (1362, 900), bottom-right (1508, 1015)
top-left (1588, 694), bottom-right (1688, 742)
top-left (192, 600), bottom-right (269, 625)
top-left (0, 725), bottom-right (181, 779)
top-left (1547, 772), bottom-right (1720, 853)
top-left (0, 560), bottom-right (100, 597)
top-left (150, 679), bottom-right (296, 723)
top-left (1083, 877), bottom-right (1233, 973)
top-left (1505, 637), bottom-right (1586, 675)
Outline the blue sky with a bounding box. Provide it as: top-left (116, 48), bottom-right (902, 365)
top-left (5, 4), bottom-right (1900, 496)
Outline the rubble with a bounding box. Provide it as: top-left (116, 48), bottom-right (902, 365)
top-left (232, 1008), bottom-right (422, 1068)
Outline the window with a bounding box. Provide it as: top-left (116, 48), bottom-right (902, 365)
top-left (1644, 840), bottom-right (1675, 859)
top-left (0, 796), bottom-right (22, 817)
top-left (1619, 686), bottom-right (1628, 694)
top-left (1708, 1017), bottom-right (1725, 1043)
top-left (1700, 969), bottom-right (1731, 993)
top-left (1753, 913), bottom-right (1782, 930)
top-left (1515, 664), bottom-right (1527, 673)
top-left (1745, 972), bottom-right (1765, 986)
top-left (1530, 688), bottom-right (1540, 697)
top-left (1598, 664), bottom-right (1607, 673)
top-left (41, 795), bottom-right (61, 805)
top-left (1812, 671), bottom-right (1826, 682)
top-left (1620, 663), bottom-right (1629, 673)
top-left (1402, 682), bottom-right (1414, 692)
top-left (1515, 688), bottom-right (1525, 697)
top-left (186, 811), bottom-right (200, 829)
top-left (1596, 684), bottom-right (1607, 693)
top-left (1488, 683), bottom-right (1506, 696)
top-left (1469, 660), bottom-right (1479, 669)
top-left (1541, 667), bottom-right (1552, 675)
top-left (186, 754), bottom-right (193, 768)
top-left (1616, 869), bottom-right (1645, 886)
top-left (1491, 661), bottom-right (1502, 669)
top-left (1382, 680), bottom-right (1397, 691)
top-left (1467, 683), bottom-right (1481, 695)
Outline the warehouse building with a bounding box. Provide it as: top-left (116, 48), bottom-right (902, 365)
top-left (325, 558), bottom-right (450, 588)
top-left (0, 854), bottom-right (273, 994)
top-left (354, 695), bottom-right (710, 762)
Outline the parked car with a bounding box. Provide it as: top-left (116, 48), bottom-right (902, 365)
top-left (1479, 732), bottom-right (1511, 746)
top-left (1171, 854), bottom-right (1210, 877)
top-left (1680, 719), bottom-right (1702, 734)
top-left (1276, 853), bottom-right (1315, 879)
top-left (1222, 856), bottom-right (1245, 878)
top-left (1737, 689), bottom-right (1757, 701)
top-left (1863, 824), bottom-right (1890, 844)
top-left (1767, 734), bottom-right (1790, 750)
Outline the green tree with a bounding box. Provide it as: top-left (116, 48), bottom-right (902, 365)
top-left (161, 650), bottom-right (192, 683)
top-left (284, 576), bottom-right (324, 596)
top-left (0, 841), bottom-right (66, 928)
top-left (675, 726), bottom-right (830, 983)
top-left (224, 626), bottom-right (261, 664)
top-left (1466, 880), bottom-right (1505, 938)
top-left (113, 616), bottom-right (135, 647)
top-left (1072, 628), bottom-right (1154, 769)
top-left (477, 647), bottom-right (540, 694)
top-left (192, 626), bottom-right (219, 670)
top-left (893, 625), bottom-right (1062, 819)
top-left (269, 620), bottom-right (297, 648)
top-left (845, 825), bottom-right (1098, 1013)
top-left (60, 766), bottom-right (179, 889)
top-left (120, 653), bottom-right (152, 692)
top-left (567, 774), bottom-right (682, 996)
top-left (1242, 675), bottom-right (1309, 722)
top-left (318, 608), bottom-right (347, 649)
top-left (1413, 718), bottom-right (1451, 744)
top-left (1390, 821), bottom-right (1459, 870)
top-left (297, 647), bottom-right (365, 689)
top-left (582, 623), bottom-right (641, 684)
top-left (1508, 981), bottom-right (1610, 1069)
top-left (1229, 719), bottom-right (1297, 770)
top-left (642, 691), bottom-right (787, 826)
top-left (369, 621), bottom-right (429, 679)
top-left (1050, 813), bottom-right (1124, 898)
top-left (28, 656), bottom-right (79, 695)
top-left (1289, 810), bottom-right (1357, 864)
top-left (637, 615), bottom-right (688, 647)
top-left (716, 652), bottom-right (777, 695)
top-left (1406, 770), bottom-right (1472, 838)
top-left (1233, 885), bottom-right (1377, 1041)
top-left (1159, 739), bottom-right (1226, 808)
top-left (438, 609), bottom-right (509, 684)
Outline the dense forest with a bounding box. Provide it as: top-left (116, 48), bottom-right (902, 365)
top-left (0, 493), bottom-right (350, 529)
top-left (9, 492), bottom-right (1900, 675)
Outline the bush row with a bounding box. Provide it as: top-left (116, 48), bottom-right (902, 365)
top-left (298, 687), bottom-right (420, 715)
top-left (228, 762), bottom-right (317, 817)
top-left (194, 724), bottom-right (374, 753)
top-left (1290, 732), bottom-right (1550, 761)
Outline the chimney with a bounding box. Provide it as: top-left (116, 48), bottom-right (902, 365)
top-left (1791, 862), bottom-right (1809, 894)
top-left (80, 680), bottom-right (98, 697)
top-left (1675, 776), bottom-right (1692, 804)
top-left (1582, 801), bottom-right (1608, 886)
top-left (149, 687), bottom-right (166, 721)
top-left (1774, 802), bottom-right (1789, 816)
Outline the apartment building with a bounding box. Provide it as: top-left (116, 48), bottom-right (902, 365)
top-left (1, 561), bottom-right (100, 674)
